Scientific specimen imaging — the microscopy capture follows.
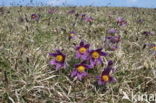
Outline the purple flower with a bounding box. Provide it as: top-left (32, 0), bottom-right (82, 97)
top-left (144, 43), bottom-right (156, 49)
top-left (71, 62), bottom-right (92, 80)
top-left (107, 28), bottom-right (119, 34)
top-left (31, 14), bottom-right (40, 21)
top-left (89, 48), bottom-right (107, 67)
top-left (116, 17), bottom-right (128, 26)
top-left (80, 14), bottom-right (94, 23)
top-left (97, 61), bottom-right (116, 85)
top-left (83, 16), bottom-right (94, 23)
top-left (116, 17), bottom-right (124, 22)
top-left (151, 46), bottom-right (156, 57)
top-left (149, 44), bottom-right (156, 48)
top-left (142, 31), bottom-right (155, 36)
top-left (68, 31), bottom-right (77, 40)
top-left (152, 46), bottom-right (156, 50)
top-left (107, 60), bottom-right (114, 66)
top-left (147, 43), bottom-right (156, 56)
top-left (49, 50), bottom-right (66, 70)
top-left (80, 14), bottom-right (86, 20)
top-left (105, 35), bottom-right (121, 44)
top-left (143, 43), bottom-right (156, 58)
top-left (75, 41), bottom-right (90, 60)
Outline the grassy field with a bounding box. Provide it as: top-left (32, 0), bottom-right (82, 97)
top-left (0, 6), bottom-right (156, 103)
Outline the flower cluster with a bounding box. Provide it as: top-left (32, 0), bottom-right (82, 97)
top-left (49, 40), bottom-right (117, 86)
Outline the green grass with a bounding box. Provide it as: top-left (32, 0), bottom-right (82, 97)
top-left (0, 6), bottom-right (156, 103)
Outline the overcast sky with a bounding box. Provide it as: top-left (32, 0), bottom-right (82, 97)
top-left (0, 0), bottom-right (156, 8)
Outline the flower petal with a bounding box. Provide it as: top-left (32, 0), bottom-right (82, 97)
top-left (85, 64), bottom-right (93, 69)
top-left (55, 63), bottom-right (63, 70)
top-left (109, 76), bottom-right (117, 83)
top-left (90, 59), bottom-right (96, 67)
top-left (71, 70), bottom-right (77, 77)
top-left (98, 80), bottom-right (106, 85)
top-left (76, 52), bottom-right (81, 59)
top-left (96, 58), bottom-right (103, 65)
top-left (81, 72), bottom-right (88, 76)
top-left (100, 51), bottom-right (108, 56)
top-left (80, 41), bottom-right (84, 46)
top-left (84, 44), bottom-right (90, 48)
top-left (77, 73), bottom-right (83, 80)
top-left (102, 67), bottom-right (112, 75)
top-left (81, 53), bottom-right (88, 60)
top-left (108, 60), bottom-right (113, 66)
top-left (49, 53), bottom-right (57, 56)
top-left (96, 48), bottom-right (103, 52)
top-left (49, 60), bottom-right (56, 65)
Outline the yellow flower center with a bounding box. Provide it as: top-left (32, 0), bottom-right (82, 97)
top-left (69, 33), bottom-right (75, 37)
top-left (91, 51), bottom-right (100, 59)
top-left (77, 66), bottom-right (85, 72)
top-left (79, 47), bottom-right (87, 54)
top-left (102, 75), bottom-right (109, 82)
top-left (32, 15), bottom-right (36, 18)
top-left (152, 46), bottom-right (156, 50)
top-left (55, 55), bottom-right (63, 62)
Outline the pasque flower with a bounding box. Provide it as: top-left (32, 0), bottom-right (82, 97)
top-left (75, 41), bottom-right (90, 60)
top-left (68, 31), bottom-right (77, 40)
top-left (149, 43), bottom-right (156, 56)
top-left (107, 28), bottom-right (119, 34)
top-left (105, 35), bottom-right (121, 44)
top-left (142, 31), bottom-right (155, 36)
top-left (89, 48), bottom-right (107, 67)
top-left (31, 14), bottom-right (40, 21)
top-left (116, 17), bottom-right (128, 26)
top-left (83, 16), bottom-right (94, 22)
top-left (80, 14), bottom-right (94, 23)
top-left (80, 14), bottom-right (86, 20)
top-left (151, 45), bottom-right (156, 50)
top-left (71, 62), bottom-right (92, 80)
top-left (49, 50), bottom-right (66, 70)
top-left (97, 60), bottom-right (116, 85)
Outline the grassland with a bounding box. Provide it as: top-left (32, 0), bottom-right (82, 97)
top-left (0, 6), bottom-right (156, 103)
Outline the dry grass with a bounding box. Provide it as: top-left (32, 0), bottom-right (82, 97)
top-left (0, 6), bottom-right (156, 103)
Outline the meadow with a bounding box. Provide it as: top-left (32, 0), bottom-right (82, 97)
top-left (0, 6), bottom-right (156, 103)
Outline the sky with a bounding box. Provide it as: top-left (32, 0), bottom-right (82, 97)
top-left (0, 0), bottom-right (156, 8)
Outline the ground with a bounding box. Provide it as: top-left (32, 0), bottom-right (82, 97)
top-left (0, 6), bottom-right (156, 103)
